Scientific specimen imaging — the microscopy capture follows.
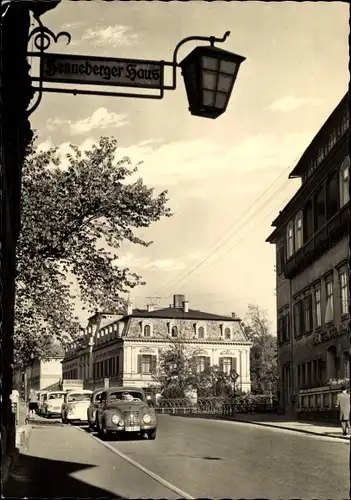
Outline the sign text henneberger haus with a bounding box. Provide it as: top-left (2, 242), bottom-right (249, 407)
top-left (41, 53), bottom-right (163, 89)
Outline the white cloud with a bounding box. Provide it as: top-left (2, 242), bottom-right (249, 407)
top-left (47, 108), bottom-right (128, 135)
top-left (82, 25), bottom-right (139, 47)
top-left (144, 259), bottom-right (187, 272)
top-left (266, 95), bottom-right (324, 112)
top-left (114, 253), bottom-right (186, 272)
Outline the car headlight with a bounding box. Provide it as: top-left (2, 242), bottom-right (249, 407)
top-left (111, 414), bottom-right (124, 426)
top-left (143, 414), bottom-right (151, 424)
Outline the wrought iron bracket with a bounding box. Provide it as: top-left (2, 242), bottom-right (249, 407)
top-left (27, 15), bottom-right (231, 117)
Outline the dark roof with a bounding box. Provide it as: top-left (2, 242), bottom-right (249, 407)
top-left (129, 307), bottom-right (239, 322)
top-left (288, 92), bottom-right (348, 179)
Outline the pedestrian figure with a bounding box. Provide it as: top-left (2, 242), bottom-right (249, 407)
top-left (336, 385), bottom-right (350, 436)
top-left (28, 389), bottom-right (38, 417)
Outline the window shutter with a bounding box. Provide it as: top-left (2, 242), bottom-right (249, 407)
top-left (151, 356), bottom-right (157, 374)
top-left (231, 357), bottom-right (237, 372)
top-left (286, 312), bottom-right (290, 341)
top-left (116, 356), bottom-right (119, 375)
top-left (218, 357), bottom-right (224, 371)
top-left (299, 301), bottom-right (304, 334)
top-left (137, 355), bottom-right (142, 374)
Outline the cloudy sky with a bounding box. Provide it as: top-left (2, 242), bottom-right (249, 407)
top-left (30, 1), bottom-right (349, 331)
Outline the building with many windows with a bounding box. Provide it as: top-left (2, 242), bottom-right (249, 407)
top-left (62, 294), bottom-right (252, 394)
top-left (266, 92), bottom-right (349, 417)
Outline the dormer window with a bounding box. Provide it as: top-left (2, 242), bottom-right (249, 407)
top-left (171, 326), bottom-right (178, 338)
top-left (224, 327), bottom-right (231, 340)
top-left (294, 211), bottom-right (303, 251)
top-left (144, 325), bottom-right (151, 337)
top-left (198, 326), bottom-right (205, 339)
top-left (286, 221), bottom-right (294, 258)
top-left (340, 155), bottom-right (350, 208)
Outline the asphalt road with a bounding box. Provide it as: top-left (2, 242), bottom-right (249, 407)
top-left (6, 415), bottom-right (350, 499)
top-left (92, 414), bottom-right (350, 499)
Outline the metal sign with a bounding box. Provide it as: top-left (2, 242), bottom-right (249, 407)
top-left (40, 53), bottom-right (164, 90)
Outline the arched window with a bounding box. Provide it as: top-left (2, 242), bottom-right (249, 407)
top-left (224, 327), bottom-right (231, 340)
top-left (198, 326), bottom-right (205, 339)
top-left (286, 221), bottom-right (294, 258)
top-left (340, 155), bottom-right (350, 208)
top-left (171, 326), bottom-right (178, 338)
top-left (144, 325), bottom-right (151, 337)
top-left (294, 211), bottom-right (303, 251)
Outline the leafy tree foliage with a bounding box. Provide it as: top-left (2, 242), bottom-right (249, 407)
top-left (152, 336), bottom-right (240, 399)
top-left (15, 136), bottom-right (171, 367)
top-left (239, 304), bottom-right (278, 395)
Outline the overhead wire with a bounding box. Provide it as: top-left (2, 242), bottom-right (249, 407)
top-left (156, 154), bottom-right (300, 297)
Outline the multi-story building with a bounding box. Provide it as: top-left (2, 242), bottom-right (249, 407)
top-left (266, 92), bottom-right (349, 417)
top-left (13, 354), bottom-right (65, 398)
top-left (62, 294), bottom-right (252, 394)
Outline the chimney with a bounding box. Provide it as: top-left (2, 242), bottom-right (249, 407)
top-left (127, 301), bottom-right (133, 315)
top-left (147, 304), bottom-right (154, 312)
top-left (231, 312), bottom-right (237, 319)
top-left (173, 294), bottom-right (185, 308)
top-left (182, 301), bottom-right (189, 313)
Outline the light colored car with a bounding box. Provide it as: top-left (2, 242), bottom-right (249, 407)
top-left (42, 391), bottom-right (66, 418)
top-left (61, 390), bottom-right (93, 424)
top-left (95, 387), bottom-right (158, 440)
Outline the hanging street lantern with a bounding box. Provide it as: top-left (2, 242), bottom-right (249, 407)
top-left (179, 44), bottom-right (245, 119)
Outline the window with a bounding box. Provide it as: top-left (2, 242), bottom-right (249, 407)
top-left (138, 354), bottom-right (156, 374)
top-left (326, 171), bottom-right (339, 220)
top-left (224, 327), bottom-right (231, 340)
top-left (343, 352), bottom-right (350, 379)
top-left (144, 325), bottom-right (151, 337)
top-left (278, 312), bottom-right (290, 344)
top-left (303, 200), bottom-right (313, 242)
top-left (198, 326), bottom-right (205, 339)
top-left (222, 357), bottom-right (232, 374)
top-left (197, 356), bottom-right (209, 373)
top-left (302, 294), bottom-right (312, 334)
top-left (340, 156), bottom-right (350, 207)
top-left (314, 186), bottom-right (326, 231)
top-left (286, 221), bottom-right (294, 258)
top-left (340, 271), bottom-right (349, 315)
top-left (325, 280), bottom-right (334, 323)
top-left (293, 300), bottom-right (303, 338)
top-left (315, 288), bottom-right (322, 328)
top-left (171, 326), bottom-right (178, 338)
top-left (294, 212), bottom-right (303, 250)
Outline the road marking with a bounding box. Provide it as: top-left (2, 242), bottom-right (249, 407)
top-left (75, 427), bottom-right (195, 500)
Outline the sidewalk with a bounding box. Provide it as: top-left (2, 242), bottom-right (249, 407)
top-left (231, 413), bottom-right (350, 440)
top-left (3, 419), bottom-right (180, 499)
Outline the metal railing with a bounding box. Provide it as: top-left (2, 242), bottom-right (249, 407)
top-left (152, 396), bottom-right (277, 416)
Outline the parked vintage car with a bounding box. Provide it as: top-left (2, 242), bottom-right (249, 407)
top-left (87, 389), bottom-right (104, 431)
top-left (42, 391), bottom-right (66, 418)
top-left (96, 387), bottom-right (157, 440)
top-left (61, 390), bottom-right (92, 424)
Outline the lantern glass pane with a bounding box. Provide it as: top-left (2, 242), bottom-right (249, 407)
top-left (202, 70), bottom-right (217, 90)
top-left (203, 89), bottom-right (215, 107)
top-left (215, 92), bottom-right (228, 110)
top-left (202, 56), bottom-right (219, 71)
top-left (217, 73), bottom-right (233, 93)
top-left (219, 60), bottom-right (237, 75)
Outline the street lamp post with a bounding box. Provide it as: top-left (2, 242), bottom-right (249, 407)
top-left (88, 335), bottom-right (95, 391)
top-left (27, 18), bottom-right (246, 120)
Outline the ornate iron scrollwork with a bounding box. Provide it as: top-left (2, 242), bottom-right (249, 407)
top-left (27, 15), bottom-right (71, 116)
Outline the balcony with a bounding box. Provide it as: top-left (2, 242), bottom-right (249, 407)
top-left (283, 203), bottom-right (349, 279)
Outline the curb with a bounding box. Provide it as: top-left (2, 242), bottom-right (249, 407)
top-left (169, 413), bottom-right (349, 441)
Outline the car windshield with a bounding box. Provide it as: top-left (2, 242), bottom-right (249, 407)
top-left (48, 393), bottom-right (65, 400)
top-left (68, 393), bottom-right (91, 402)
top-left (108, 391), bottom-right (144, 403)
